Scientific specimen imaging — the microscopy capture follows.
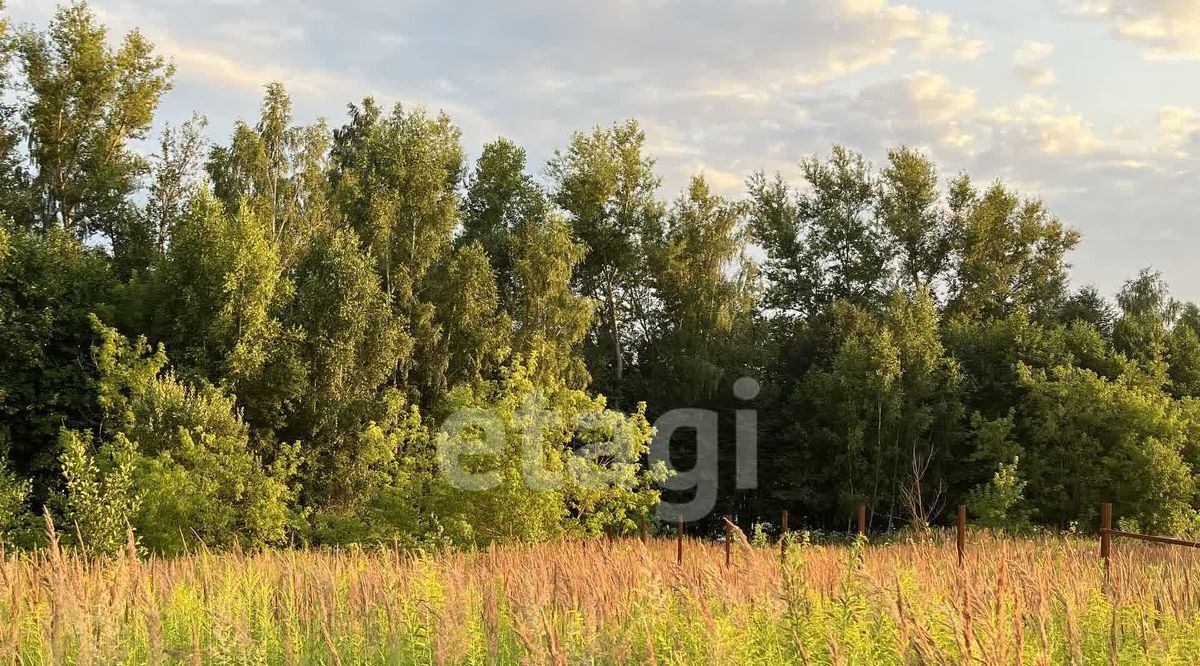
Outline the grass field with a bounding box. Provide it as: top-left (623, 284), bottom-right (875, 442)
top-left (4, 529), bottom-right (1200, 664)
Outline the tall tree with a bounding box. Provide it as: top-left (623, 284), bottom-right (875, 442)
top-left (329, 98), bottom-right (464, 397)
top-left (645, 175), bottom-right (755, 403)
top-left (426, 242), bottom-right (512, 400)
top-left (285, 228), bottom-right (405, 505)
top-left (460, 137), bottom-right (545, 295)
top-left (207, 83), bottom-right (331, 264)
top-left (0, 1), bottom-right (31, 226)
top-left (548, 120), bottom-right (663, 397)
top-left (508, 211), bottom-right (595, 390)
top-left (947, 178), bottom-right (1079, 321)
top-left (747, 171), bottom-right (819, 317)
top-left (0, 222), bottom-right (115, 477)
top-left (800, 146), bottom-right (888, 309)
top-left (18, 1), bottom-right (173, 237)
top-left (877, 147), bottom-right (950, 294)
top-left (748, 147), bottom-right (886, 316)
top-left (146, 113), bottom-right (207, 252)
top-left (144, 192), bottom-right (304, 438)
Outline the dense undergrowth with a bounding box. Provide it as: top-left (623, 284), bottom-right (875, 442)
top-left (3, 530), bottom-right (1200, 664)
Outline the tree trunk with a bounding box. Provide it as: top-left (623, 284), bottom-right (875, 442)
top-left (606, 278), bottom-right (623, 380)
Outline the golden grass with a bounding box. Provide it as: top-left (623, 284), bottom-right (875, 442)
top-left (3, 530), bottom-right (1200, 664)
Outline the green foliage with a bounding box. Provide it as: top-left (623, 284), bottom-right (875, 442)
top-left (6, 1), bottom-right (1200, 554)
top-left (286, 228), bottom-right (404, 504)
top-left (143, 191), bottom-right (303, 436)
top-left (63, 316), bottom-right (295, 554)
top-left (789, 291), bottom-right (961, 528)
top-left (425, 241), bottom-right (511, 399)
top-left (461, 137), bottom-right (546, 291)
top-left (967, 456), bottom-right (1032, 531)
top-left (644, 176), bottom-right (755, 402)
top-left (549, 119), bottom-right (664, 397)
top-left (207, 83), bottom-right (331, 263)
top-left (58, 428), bottom-right (140, 555)
top-left (947, 178), bottom-right (1079, 321)
top-left (0, 221), bottom-right (116, 475)
top-left (17, 1), bottom-right (173, 241)
top-left (426, 363), bottom-right (663, 546)
top-left (508, 210), bottom-right (595, 390)
top-left (1018, 363), bottom-right (1198, 533)
top-left (0, 450), bottom-right (35, 547)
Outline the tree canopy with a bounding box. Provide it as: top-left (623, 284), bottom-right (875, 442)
top-left (2, 1), bottom-right (1198, 551)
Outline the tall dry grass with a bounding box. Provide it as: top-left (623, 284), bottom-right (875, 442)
top-left (2, 527), bottom-right (1200, 664)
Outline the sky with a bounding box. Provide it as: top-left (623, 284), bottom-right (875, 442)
top-left (8, 0), bottom-right (1200, 301)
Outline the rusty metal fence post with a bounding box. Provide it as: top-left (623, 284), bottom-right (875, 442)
top-left (725, 515), bottom-right (732, 568)
top-left (957, 505), bottom-right (966, 566)
top-left (1100, 502), bottom-right (1112, 569)
top-left (677, 518), bottom-right (684, 565)
top-left (780, 510), bottom-right (789, 559)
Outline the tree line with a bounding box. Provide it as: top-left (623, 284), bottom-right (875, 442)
top-left (2, 2), bottom-right (1198, 552)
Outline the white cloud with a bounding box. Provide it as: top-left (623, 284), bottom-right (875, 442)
top-left (987, 95), bottom-right (1103, 156)
top-left (1064, 0), bottom-right (1200, 59)
top-left (795, 0), bottom-right (985, 83)
top-left (1157, 105), bottom-right (1200, 155)
top-left (14, 0), bottom-right (1200, 300)
top-left (1013, 40), bottom-right (1057, 85)
top-left (902, 71), bottom-right (979, 122)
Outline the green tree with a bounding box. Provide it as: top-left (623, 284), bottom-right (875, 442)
top-left (67, 315), bottom-right (296, 554)
top-left (747, 171), bottom-right (818, 317)
top-left (18, 1), bottom-right (173, 239)
top-left (548, 120), bottom-right (664, 396)
top-left (285, 228), bottom-right (405, 505)
top-left (425, 242), bottom-right (512, 400)
top-left (0, 221), bottom-right (115, 477)
top-left (967, 456), bottom-right (1032, 531)
top-left (799, 147), bottom-right (887, 309)
top-left (146, 113), bottom-right (207, 252)
top-left (143, 192), bottom-right (304, 437)
top-left (880, 290), bottom-right (963, 528)
top-left (508, 211), bottom-right (595, 390)
top-left (1017, 363), bottom-right (1197, 533)
top-left (460, 138), bottom-right (545, 294)
top-left (645, 175), bottom-right (755, 403)
top-left (329, 99), bottom-right (464, 397)
top-left (0, 449), bottom-right (35, 547)
top-left (57, 428), bottom-right (139, 555)
top-left (1060, 285), bottom-right (1115, 338)
top-left (207, 83), bottom-right (331, 264)
top-left (877, 147), bottom-right (950, 293)
top-left (747, 147), bottom-right (886, 316)
top-left (793, 301), bottom-right (900, 520)
top-left (947, 178), bottom-right (1079, 321)
top-left (0, 2), bottom-right (32, 226)
top-left (427, 364), bottom-right (664, 546)
top-left (1112, 268), bottom-right (1174, 376)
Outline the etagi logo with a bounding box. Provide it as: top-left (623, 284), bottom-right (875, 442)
top-left (650, 376), bottom-right (759, 522)
top-left (434, 377), bottom-right (761, 522)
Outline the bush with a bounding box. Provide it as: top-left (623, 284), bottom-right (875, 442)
top-left (967, 456), bottom-right (1032, 531)
top-left (0, 451), bottom-right (36, 547)
top-left (56, 317), bottom-right (296, 555)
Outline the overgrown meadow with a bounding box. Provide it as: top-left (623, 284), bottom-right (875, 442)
top-left (4, 529), bottom-right (1200, 665)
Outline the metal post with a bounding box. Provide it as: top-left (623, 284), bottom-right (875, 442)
top-left (725, 515), bottom-right (732, 568)
top-left (780, 510), bottom-right (789, 559)
top-left (957, 505), bottom-right (966, 566)
top-left (857, 505), bottom-right (867, 536)
top-left (1100, 502), bottom-right (1112, 568)
top-left (677, 518), bottom-right (684, 565)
